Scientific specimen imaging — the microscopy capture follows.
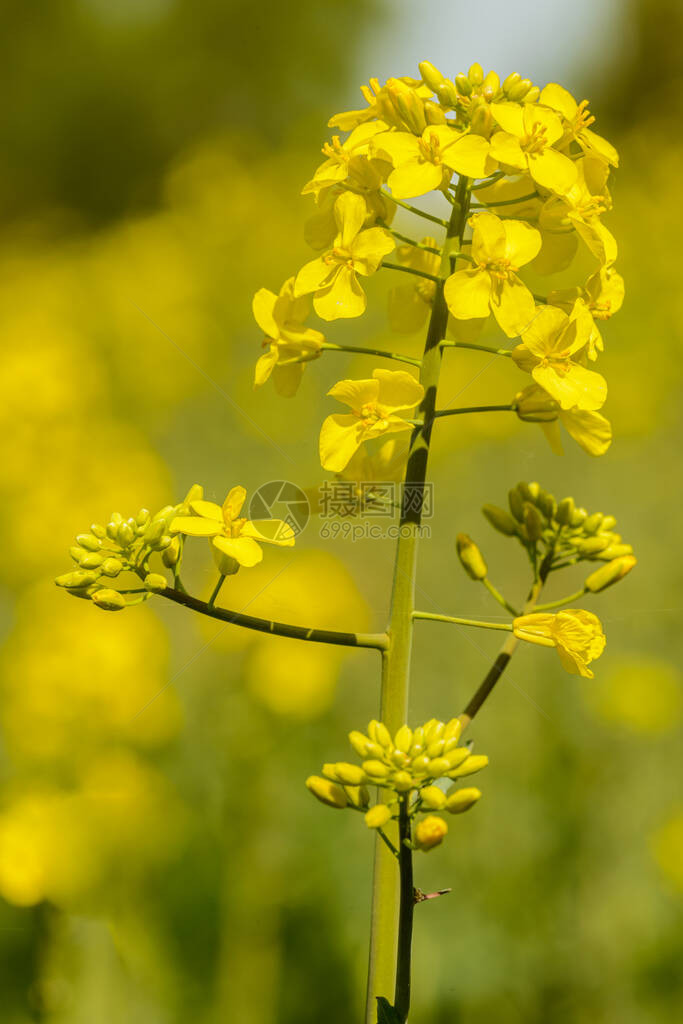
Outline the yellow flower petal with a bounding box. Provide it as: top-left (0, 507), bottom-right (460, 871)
top-left (334, 191), bottom-right (366, 249)
top-left (294, 257), bottom-right (334, 297)
top-left (254, 348), bottom-right (278, 387)
top-left (523, 104), bottom-right (563, 147)
top-left (387, 160), bottom-right (443, 199)
top-left (213, 534), bottom-right (263, 568)
top-left (374, 368), bottom-right (424, 411)
top-left (252, 288), bottom-right (279, 338)
top-left (328, 377), bottom-right (379, 409)
top-left (521, 305), bottom-right (570, 357)
top-left (502, 219), bottom-right (542, 266)
top-left (581, 127), bottom-right (619, 167)
top-left (444, 268), bottom-right (492, 321)
top-left (490, 102), bottom-right (525, 135)
top-left (223, 486), bottom-right (247, 522)
top-left (441, 133), bottom-right (494, 179)
top-left (319, 413), bottom-right (365, 472)
top-left (189, 500), bottom-right (224, 521)
top-left (532, 362), bottom-right (607, 412)
top-left (170, 516), bottom-right (222, 537)
top-left (560, 407), bottom-right (612, 456)
top-left (242, 519), bottom-right (296, 546)
top-left (272, 362), bottom-right (305, 397)
top-left (489, 131), bottom-right (526, 170)
top-left (539, 83), bottom-right (578, 121)
top-left (528, 148), bottom-right (577, 195)
top-left (314, 266), bottom-right (366, 321)
top-left (490, 276), bottom-right (536, 337)
top-left (471, 212), bottom-right (507, 263)
top-left (350, 226), bottom-right (395, 274)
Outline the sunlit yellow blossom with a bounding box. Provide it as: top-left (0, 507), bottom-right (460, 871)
top-left (304, 182), bottom-right (394, 252)
top-left (252, 278), bottom-right (324, 396)
top-left (513, 608), bottom-right (606, 678)
top-left (540, 157), bottom-right (616, 265)
top-left (444, 212), bottom-right (541, 337)
top-left (294, 192), bottom-right (394, 320)
top-left (373, 126), bottom-right (495, 199)
top-left (319, 369), bottom-right (423, 473)
top-left (512, 301), bottom-right (606, 411)
top-left (171, 486), bottom-right (294, 569)
top-left (388, 239), bottom-right (440, 333)
top-left (548, 267), bottom-right (625, 359)
top-left (539, 83), bottom-right (619, 167)
top-left (515, 383), bottom-right (612, 457)
top-left (489, 102), bottom-right (577, 194)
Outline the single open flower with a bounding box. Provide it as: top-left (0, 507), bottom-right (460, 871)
top-left (444, 212), bottom-right (541, 337)
top-left (372, 125), bottom-right (495, 199)
top-left (171, 486), bottom-right (295, 570)
top-left (513, 608), bottom-right (606, 678)
top-left (540, 158), bottom-right (617, 266)
top-left (548, 267), bottom-right (625, 360)
top-left (294, 191), bottom-right (394, 321)
top-left (539, 83), bottom-right (619, 167)
top-left (515, 383), bottom-right (612, 457)
top-left (512, 300), bottom-right (606, 411)
top-left (253, 278), bottom-right (325, 397)
top-left (489, 102), bottom-right (578, 195)
top-left (319, 369), bottom-right (424, 473)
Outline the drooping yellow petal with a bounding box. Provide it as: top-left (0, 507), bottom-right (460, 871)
top-left (254, 348), bottom-right (279, 388)
top-left (490, 276), bottom-right (536, 337)
top-left (560, 408), bottom-right (612, 456)
top-left (540, 419), bottom-right (564, 455)
top-left (314, 266), bottom-right (366, 321)
top-left (170, 516), bottom-right (223, 538)
top-left (374, 368), bottom-right (424, 412)
top-left (252, 288), bottom-right (279, 337)
top-left (272, 362), bottom-right (305, 397)
top-left (581, 127), bottom-right (619, 168)
top-left (319, 413), bottom-right (366, 472)
top-left (213, 534), bottom-right (263, 568)
top-left (444, 268), bottom-right (492, 320)
top-left (532, 362), bottom-right (607, 412)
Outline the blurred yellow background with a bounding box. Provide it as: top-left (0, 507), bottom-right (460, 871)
top-left (1, 1), bottom-right (682, 1021)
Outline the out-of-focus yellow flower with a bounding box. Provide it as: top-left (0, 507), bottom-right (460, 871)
top-left (540, 157), bottom-right (617, 265)
top-left (444, 212), bottom-right (541, 337)
top-left (539, 84), bottom-right (619, 167)
top-left (319, 369), bottom-right (423, 472)
top-left (652, 811), bottom-right (683, 894)
top-left (294, 192), bottom-right (394, 320)
top-left (171, 485), bottom-right (294, 569)
top-left (373, 126), bottom-right (495, 198)
top-left (252, 278), bottom-right (324, 397)
top-left (414, 815), bottom-right (448, 851)
top-left (512, 301), bottom-right (606, 410)
top-left (388, 239), bottom-right (440, 333)
top-left (584, 657), bottom-right (681, 734)
top-left (489, 102), bottom-right (577, 194)
top-left (548, 267), bottom-right (625, 359)
top-left (516, 383), bottom-right (613, 457)
top-left (513, 608), bottom-right (606, 678)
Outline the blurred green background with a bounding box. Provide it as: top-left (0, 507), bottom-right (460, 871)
top-left (1, 0), bottom-right (682, 1021)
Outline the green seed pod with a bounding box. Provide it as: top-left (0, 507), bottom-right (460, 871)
top-left (556, 497), bottom-right (575, 525)
top-left (427, 757), bottom-right (450, 777)
top-left (585, 555), bottom-right (636, 593)
top-left (394, 725), bottom-right (413, 753)
top-left (92, 589), bottom-right (127, 611)
top-left (583, 513), bottom-right (604, 535)
top-left (456, 533), bottom-right (488, 580)
top-left (306, 776), bottom-right (348, 809)
top-left (503, 72), bottom-right (522, 93)
top-left (144, 573), bottom-right (168, 593)
top-left (362, 760), bottom-right (391, 779)
top-left (421, 785), bottom-right (447, 810)
top-left (365, 804), bottom-right (392, 829)
top-left (333, 762), bottom-right (367, 786)
top-left (468, 62), bottom-right (484, 86)
top-left (90, 524), bottom-right (107, 539)
top-left (100, 557), bottom-right (123, 577)
top-left (55, 570), bottom-right (99, 589)
top-left (349, 731), bottom-right (370, 758)
top-left (392, 770), bottom-right (413, 792)
top-left (76, 533), bottom-right (102, 552)
top-left (445, 787), bottom-right (481, 813)
top-left (482, 504), bottom-right (518, 536)
top-left (523, 503), bottom-right (544, 542)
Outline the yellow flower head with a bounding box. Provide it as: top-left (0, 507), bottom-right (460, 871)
top-left (513, 608), bottom-right (606, 678)
top-left (319, 369), bottom-right (423, 473)
top-left (515, 383), bottom-right (613, 457)
top-left (539, 83), bottom-right (619, 167)
top-left (548, 267), bottom-right (625, 360)
top-left (489, 101), bottom-right (578, 195)
top-left (414, 815), bottom-right (448, 851)
top-left (252, 278), bottom-right (324, 397)
top-left (294, 192), bottom-right (395, 321)
top-left (540, 157), bottom-right (616, 266)
top-left (512, 300), bottom-right (606, 411)
top-left (373, 125), bottom-right (495, 199)
top-left (171, 486), bottom-right (295, 570)
top-left (444, 211), bottom-right (541, 337)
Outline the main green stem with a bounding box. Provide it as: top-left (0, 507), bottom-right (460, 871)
top-left (394, 799), bottom-right (414, 1022)
top-left (365, 178), bottom-right (471, 1023)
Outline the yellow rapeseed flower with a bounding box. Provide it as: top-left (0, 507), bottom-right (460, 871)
top-left (548, 267), bottom-right (625, 359)
top-left (294, 192), bottom-right (395, 320)
top-left (319, 369), bottom-right (423, 473)
top-left (373, 125), bottom-right (495, 199)
top-left (444, 212), bottom-right (541, 337)
top-left (515, 383), bottom-right (613, 457)
top-left (489, 102), bottom-right (578, 194)
top-left (540, 157), bottom-right (617, 266)
top-left (252, 278), bottom-right (325, 397)
top-left (539, 84), bottom-right (619, 167)
top-left (513, 608), bottom-right (606, 678)
top-left (512, 301), bottom-right (606, 411)
top-left (301, 122), bottom-right (388, 198)
top-left (171, 486), bottom-right (294, 569)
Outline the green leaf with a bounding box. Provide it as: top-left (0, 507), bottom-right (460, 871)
top-left (376, 996), bottom-right (402, 1024)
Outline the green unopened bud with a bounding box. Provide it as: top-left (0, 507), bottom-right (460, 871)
top-left (70, 545), bottom-right (87, 562)
top-left (424, 100), bottom-right (447, 125)
top-left (414, 815), bottom-right (448, 850)
top-left (470, 104), bottom-right (493, 135)
top-left (583, 513), bottom-right (604, 534)
top-left (444, 747), bottom-right (471, 769)
top-left (448, 754), bottom-right (489, 778)
top-left (76, 533), bottom-right (101, 552)
top-left (426, 738), bottom-right (445, 759)
top-left (503, 72), bottom-right (522, 94)
top-left (100, 557), bottom-right (123, 577)
top-left (482, 504), bottom-right (518, 536)
top-left (365, 804), bottom-right (392, 829)
top-left (599, 543), bottom-right (633, 560)
top-left (418, 60), bottom-right (447, 92)
top-left (482, 70), bottom-right (500, 100)
top-left (445, 787), bottom-right (482, 813)
top-left (456, 533), bottom-right (488, 580)
top-left (455, 72), bottom-right (472, 96)
top-left (468, 62), bottom-right (484, 86)
top-left (55, 570), bottom-right (100, 589)
top-left (585, 555), bottom-right (636, 593)
top-left (421, 785), bottom-right (447, 810)
top-left (443, 718), bottom-right (462, 744)
top-left (117, 523), bottom-right (135, 547)
top-left (571, 506), bottom-right (588, 527)
top-left (508, 77), bottom-right (533, 101)
top-left (411, 755), bottom-right (430, 774)
top-left (306, 776), bottom-right (348, 809)
top-left (427, 757), bottom-right (450, 777)
top-left (135, 508), bottom-right (151, 526)
top-left (162, 536), bottom-right (181, 568)
top-left (78, 552), bottom-right (104, 570)
top-left (345, 785), bottom-right (370, 809)
top-left (577, 535), bottom-right (610, 555)
top-left (349, 730), bottom-right (370, 758)
top-left (556, 497), bottom-right (575, 526)
top-left (144, 520), bottom-right (166, 545)
top-left (392, 770), bottom-right (413, 792)
top-left (394, 725), bottom-right (413, 753)
top-left (362, 760), bottom-right (391, 779)
top-left (368, 720), bottom-right (393, 750)
top-left (333, 763), bottom-right (367, 787)
top-left (144, 573), bottom-right (168, 593)
top-left (523, 503), bottom-right (544, 542)
top-left (390, 749), bottom-right (410, 769)
top-left (90, 524), bottom-right (107, 539)
top-left (508, 487), bottom-right (525, 521)
top-left (424, 719), bottom-right (444, 744)
top-left (515, 388), bottom-right (558, 422)
top-left (537, 490), bottom-right (557, 520)
top-left (525, 86), bottom-right (540, 103)
top-left (600, 515), bottom-right (617, 531)
top-left (92, 589), bottom-right (127, 611)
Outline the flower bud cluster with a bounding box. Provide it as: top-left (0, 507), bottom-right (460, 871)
top-left (419, 61), bottom-right (539, 136)
top-left (306, 718), bottom-right (487, 852)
